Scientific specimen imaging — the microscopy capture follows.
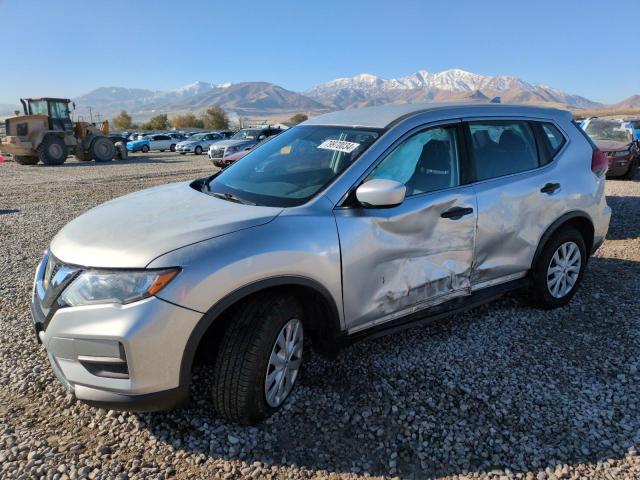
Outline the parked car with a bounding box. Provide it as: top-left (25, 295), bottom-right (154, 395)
top-left (211, 137), bottom-right (273, 168)
top-left (127, 134), bottom-right (177, 153)
top-left (175, 131), bottom-right (232, 155)
top-left (582, 118), bottom-right (639, 178)
top-left (208, 127), bottom-right (283, 162)
top-left (30, 103), bottom-right (610, 424)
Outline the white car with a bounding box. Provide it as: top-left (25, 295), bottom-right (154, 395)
top-left (142, 134), bottom-right (177, 152)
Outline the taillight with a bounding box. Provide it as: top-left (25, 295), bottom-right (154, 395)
top-left (591, 149), bottom-right (608, 177)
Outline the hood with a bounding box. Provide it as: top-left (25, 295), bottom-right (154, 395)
top-left (594, 139), bottom-right (630, 151)
top-left (50, 181), bottom-right (283, 268)
top-left (225, 150), bottom-right (251, 162)
top-left (211, 139), bottom-right (254, 149)
top-left (177, 140), bottom-right (198, 147)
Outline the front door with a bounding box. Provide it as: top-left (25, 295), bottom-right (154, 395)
top-left (334, 122), bottom-right (477, 333)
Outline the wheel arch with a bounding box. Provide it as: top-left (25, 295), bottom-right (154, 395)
top-left (179, 275), bottom-right (342, 385)
top-left (531, 211), bottom-right (595, 270)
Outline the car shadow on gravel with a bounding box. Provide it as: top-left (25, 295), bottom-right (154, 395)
top-left (605, 195), bottom-right (640, 240)
top-left (139, 258), bottom-right (640, 478)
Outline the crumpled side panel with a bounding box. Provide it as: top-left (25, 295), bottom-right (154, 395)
top-left (336, 187), bottom-right (477, 332)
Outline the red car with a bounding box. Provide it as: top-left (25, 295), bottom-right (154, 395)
top-left (214, 137), bottom-right (274, 168)
top-left (582, 118), bottom-right (639, 179)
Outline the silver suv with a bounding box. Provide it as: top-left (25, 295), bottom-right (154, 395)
top-left (31, 103), bottom-right (610, 424)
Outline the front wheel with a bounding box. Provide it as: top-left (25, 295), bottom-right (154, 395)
top-left (141, 145), bottom-right (150, 153)
top-left (211, 294), bottom-right (305, 424)
top-left (194, 146), bottom-right (202, 155)
top-left (530, 226), bottom-right (587, 309)
top-left (170, 144), bottom-right (176, 152)
top-left (92, 137), bottom-right (116, 162)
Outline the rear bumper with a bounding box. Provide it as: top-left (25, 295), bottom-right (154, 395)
top-left (0, 137), bottom-right (34, 156)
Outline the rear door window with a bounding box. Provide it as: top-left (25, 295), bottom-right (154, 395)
top-left (467, 120), bottom-right (539, 181)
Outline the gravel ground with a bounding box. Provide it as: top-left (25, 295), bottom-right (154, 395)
top-left (0, 153), bottom-right (639, 480)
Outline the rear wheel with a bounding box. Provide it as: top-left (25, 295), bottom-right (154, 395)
top-left (38, 136), bottom-right (68, 165)
top-left (195, 146), bottom-right (202, 155)
top-left (211, 294), bottom-right (305, 424)
top-left (14, 155), bottom-right (39, 165)
top-left (91, 137), bottom-right (116, 162)
top-left (530, 226), bottom-right (587, 309)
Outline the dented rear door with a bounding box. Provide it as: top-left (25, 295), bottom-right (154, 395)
top-left (335, 187), bottom-right (477, 333)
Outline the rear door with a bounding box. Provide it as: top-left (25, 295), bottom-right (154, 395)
top-left (464, 118), bottom-right (568, 288)
top-left (334, 121), bottom-right (478, 333)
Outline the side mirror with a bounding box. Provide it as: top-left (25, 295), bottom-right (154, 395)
top-left (355, 179), bottom-right (406, 208)
top-left (258, 134), bottom-right (266, 140)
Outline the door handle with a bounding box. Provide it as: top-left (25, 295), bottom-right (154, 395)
top-left (540, 182), bottom-right (561, 194)
top-left (441, 206), bottom-right (474, 220)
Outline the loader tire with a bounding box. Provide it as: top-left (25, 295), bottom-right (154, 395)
top-left (92, 137), bottom-right (116, 162)
top-left (38, 135), bottom-right (68, 166)
top-left (14, 156), bottom-right (39, 165)
top-left (114, 142), bottom-right (128, 160)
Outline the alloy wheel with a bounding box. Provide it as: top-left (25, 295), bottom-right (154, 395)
top-left (546, 241), bottom-right (581, 298)
top-left (264, 318), bottom-right (303, 408)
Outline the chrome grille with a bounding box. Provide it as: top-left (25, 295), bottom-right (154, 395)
top-left (211, 148), bottom-right (224, 158)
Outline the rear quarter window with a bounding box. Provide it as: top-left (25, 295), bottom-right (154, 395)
top-left (536, 122), bottom-right (567, 165)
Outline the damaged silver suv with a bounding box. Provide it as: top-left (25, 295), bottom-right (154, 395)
top-left (31, 103), bottom-right (610, 424)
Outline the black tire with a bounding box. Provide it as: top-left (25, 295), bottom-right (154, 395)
top-left (91, 137), bottom-right (116, 162)
top-left (141, 144), bottom-right (150, 153)
top-left (38, 136), bottom-right (68, 165)
top-left (114, 142), bottom-right (128, 160)
top-left (170, 144), bottom-right (176, 152)
top-left (195, 146), bottom-right (202, 155)
top-left (530, 226), bottom-right (587, 309)
top-left (211, 294), bottom-right (305, 425)
top-left (14, 155), bottom-right (39, 165)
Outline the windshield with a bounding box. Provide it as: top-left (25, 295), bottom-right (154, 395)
top-left (232, 129), bottom-right (262, 140)
top-left (585, 120), bottom-right (632, 142)
top-left (207, 125), bottom-right (382, 207)
top-left (189, 133), bottom-right (207, 141)
top-left (28, 100), bottom-right (49, 116)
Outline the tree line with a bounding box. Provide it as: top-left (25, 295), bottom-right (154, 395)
top-left (112, 108), bottom-right (309, 131)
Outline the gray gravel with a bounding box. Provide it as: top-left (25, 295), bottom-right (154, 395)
top-left (1, 153), bottom-right (639, 479)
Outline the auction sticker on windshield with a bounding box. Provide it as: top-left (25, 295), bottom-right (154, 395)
top-left (317, 139), bottom-right (360, 153)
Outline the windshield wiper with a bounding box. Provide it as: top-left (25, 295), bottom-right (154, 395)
top-left (209, 191), bottom-right (255, 205)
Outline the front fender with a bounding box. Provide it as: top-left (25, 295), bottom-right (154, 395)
top-left (147, 206), bottom-right (343, 322)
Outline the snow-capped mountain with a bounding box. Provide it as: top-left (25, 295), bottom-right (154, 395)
top-left (305, 68), bottom-right (602, 109)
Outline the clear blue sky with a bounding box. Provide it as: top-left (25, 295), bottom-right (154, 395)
top-left (0, 0), bottom-right (637, 104)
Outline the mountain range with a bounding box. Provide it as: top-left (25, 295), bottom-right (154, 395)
top-left (2, 69), bottom-right (639, 120)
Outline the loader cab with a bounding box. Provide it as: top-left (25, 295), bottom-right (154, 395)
top-left (21, 98), bottom-right (74, 134)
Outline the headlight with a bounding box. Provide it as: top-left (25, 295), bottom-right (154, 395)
top-left (612, 150), bottom-right (630, 157)
top-left (59, 268), bottom-right (179, 307)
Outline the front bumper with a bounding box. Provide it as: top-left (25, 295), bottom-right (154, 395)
top-left (31, 253), bottom-right (201, 411)
top-left (606, 155), bottom-right (634, 177)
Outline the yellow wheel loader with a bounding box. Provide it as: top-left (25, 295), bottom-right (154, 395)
top-left (0, 98), bottom-right (122, 165)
